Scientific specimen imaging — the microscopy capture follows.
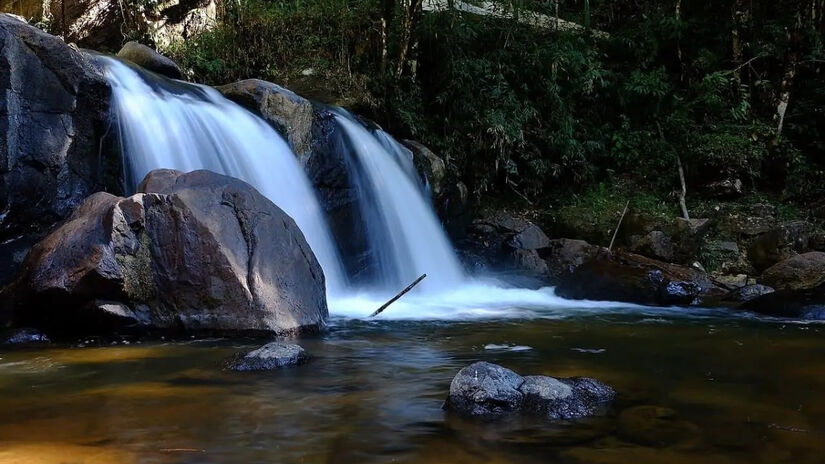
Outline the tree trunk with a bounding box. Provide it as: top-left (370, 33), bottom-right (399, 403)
top-left (380, 0), bottom-right (394, 74)
top-left (731, 0), bottom-right (749, 84)
top-left (396, 0), bottom-right (423, 77)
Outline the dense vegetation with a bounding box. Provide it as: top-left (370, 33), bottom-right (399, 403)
top-left (164, 0), bottom-right (823, 217)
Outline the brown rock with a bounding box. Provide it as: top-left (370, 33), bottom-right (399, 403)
top-left (748, 221), bottom-right (825, 272)
top-left (117, 41), bottom-right (182, 79)
top-left (759, 252), bottom-right (825, 291)
top-left (2, 170), bottom-right (328, 335)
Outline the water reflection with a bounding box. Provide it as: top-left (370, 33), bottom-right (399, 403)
top-left (1, 315), bottom-right (824, 463)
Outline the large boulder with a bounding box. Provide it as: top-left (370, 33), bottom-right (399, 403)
top-left (543, 238), bottom-right (603, 283)
top-left (117, 41), bottom-right (182, 79)
top-left (758, 252), bottom-right (825, 291)
top-left (0, 14), bottom-right (117, 287)
top-left (556, 251), bottom-right (724, 306)
top-left (444, 361), bottom-right (615, 420)
top-left (747, 221), bottom-right (825, 272)
top-left (217, 79), bottom-right (315, 160)
top-left (1, 169), bottom-right (328, 335)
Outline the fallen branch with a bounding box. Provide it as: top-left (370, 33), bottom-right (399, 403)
top-left (608, 200), bottom-right (629, 252)
top-left (369, 274), bottom-right (427, 317)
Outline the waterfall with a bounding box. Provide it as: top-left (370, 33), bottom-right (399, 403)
top-left (101, 57), bottom-right (348, 295)
top-left (331, 110), bottom-right (465, 293)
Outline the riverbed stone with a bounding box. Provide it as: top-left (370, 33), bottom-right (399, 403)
top-left (225, 342), bottom-right (309, 371)
top-left (444, 361), bottom-right (615, 421)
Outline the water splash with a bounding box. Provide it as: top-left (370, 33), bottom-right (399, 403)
top-left (101, 57), bottom-right (347, 295)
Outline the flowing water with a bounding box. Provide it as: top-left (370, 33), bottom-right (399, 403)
top-left (1, 314), bottom-right (825, 463)
top-left (102, 57), bottom-right (347, 294)
top-left (29, 58), bottom-right (816, 463)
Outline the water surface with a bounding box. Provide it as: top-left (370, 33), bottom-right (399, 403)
top-left (1, 312), bottom-right (823, 463)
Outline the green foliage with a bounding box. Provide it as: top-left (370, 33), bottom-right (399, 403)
top-left (166, 0), bottom-right (825, 210)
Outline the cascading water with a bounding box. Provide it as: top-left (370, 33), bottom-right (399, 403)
top-left (331, 110), bottom-right (465, 293)
top-left (103, 56), bottom-right (630, 319)
top-left (101, 56), bottom-right (348, 295)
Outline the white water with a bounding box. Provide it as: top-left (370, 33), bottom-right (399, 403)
top-left (102, 57), bottom-right (348, 295)
top-left (103, 57), bottom-right (645, 321)
top-left (332, 111), bottom-right (465, 293)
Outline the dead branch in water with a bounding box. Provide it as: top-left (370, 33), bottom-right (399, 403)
top-left (370, 274), bottom-right (427, 317)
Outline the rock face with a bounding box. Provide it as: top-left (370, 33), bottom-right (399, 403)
top-left (556, 251), bottom-right (723, 306)
top-left (0, 14), bottom-right (117, 286)
top-left (759, 252), bottom-right (825, 291)
top-left (218, 79), bottom-right (315, 160)
top-left (748, 221), bottom-right (825, 272)
top-left (444, 362), bottom-right (615, 420)
top-left (225, 342), bottom-right (309, 371)
top-left (117, 41), bottom-right (182, 79)
top-left (2, 169), bottom-right (328, 335)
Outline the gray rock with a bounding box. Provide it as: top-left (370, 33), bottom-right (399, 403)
top-left (508, 224), bottom-right (551, 250)
top-left (402, 140), bottom-right (447, 197)
top-left (444, 361), bottom-right (615, 421)
top-left (2, 169), bottom-right (328, 335)
top-left (724, 284), bottom-right (774, 303)
top-left (217, 79), bottom-right (315, 160)
top-left (521, 375), bottom-right (614, 420)
top-left (0, 14), bottom-right (116, 289)
top-left (225, 342), bottom-right (309, 371)
top-left (543, 238), bottom-right (603, 282)
top-left (117, 41), bottom-right (182, 79)
top-left (445, 362), bottom-right (525, 418)
top-left (629, 230), bottom-right (675, 262)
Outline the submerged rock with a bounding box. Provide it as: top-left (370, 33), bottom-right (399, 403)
top-left (117, 41), bottom-right (182, 79)
top-left (0, 14), bottom-right (117, 288)
top-left (2, 169), bottom-right (328, 335)
top-left (225, 342), bottom-right (309, 371)
top-left (444, 361), bottom-right (615, 421)
top-left (724, 284), bottom-right (775, 303)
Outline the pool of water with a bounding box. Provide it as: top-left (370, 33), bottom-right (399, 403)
top-left (1, 311), bottom-right (824, 463)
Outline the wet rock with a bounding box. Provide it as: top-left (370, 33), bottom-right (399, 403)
top-left (225, 342), bottom-right (309, 371)
top-left (521, 376), bottom-right (615, 420)
top-left (402, 140), bottom-right (447, 197)
top-left (1, 169), bottom-right (328, 335)
top-left (445, 362), bottom-right (525, 418)
top-left (117, 41), bottom-right (182, 79)
top-left (759, 252), bottom-right (825, 291)
top-left (444, 361), bottom-right (614, 421)
top-left (1, 328), bottom-right (50, 345)
top-left (556, 251), bottom-right (723, 306)
top-left (218, 79), bottom-right (315, 159)
top-left (629, 231), bottom-right (675, 262)
top-left (741, 284), bottom-right (825, 320)
top-left (723, 284), bottom-right (775, 303)
top-left (456, 209), bottom-right (541, 273)
top-left (0, 15), bottom-right (117, 287)
top-left (748, 221), bottom-right (825, 272)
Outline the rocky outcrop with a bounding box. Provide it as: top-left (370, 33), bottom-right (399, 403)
top-left (747, 221), bottom-right (825, 272)
top-left (224, 342), bottom-right (309, 371)
top-left (0, 14), bottom-right (117, 286)
top-left (402, 140), bottom-right (446, 197)
top-left (117, 41), bottom-right (182, 79)
top-left (543, 238), bottom-right (602, 282)
top-left (556, 251), bottom-right (724, 306)
top-left (218, 79), bottom-right (315, 160)
top-left (1, 169), bottom-right (328, 335)
top-left (758, 252), bottom-right (825, 291)
top-left (444, 361), bottom-right (614, 420)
